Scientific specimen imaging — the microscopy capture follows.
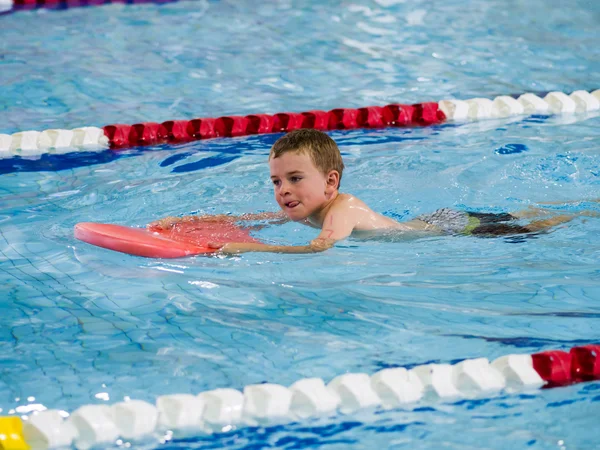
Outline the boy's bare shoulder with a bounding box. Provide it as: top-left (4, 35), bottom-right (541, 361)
top-left (336, 193), bottom-right (361, 203)
top-left (331, 193), bottom-right (408, 231)
top-left (335, 193), bottom-right (372, 209)
top-left (330, 193), bottom-right (381, 222)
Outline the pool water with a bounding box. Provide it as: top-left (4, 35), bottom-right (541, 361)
top-left (1, 0), bottom-right (599, 133)
top-left (2, 1), bottom-right (600, 449)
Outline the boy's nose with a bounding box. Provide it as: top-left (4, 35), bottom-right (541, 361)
top-left (279, 181), bottom-right (291, 195)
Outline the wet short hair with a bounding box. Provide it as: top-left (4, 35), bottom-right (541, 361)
top-left (269, 129), bottom-right (344, 188)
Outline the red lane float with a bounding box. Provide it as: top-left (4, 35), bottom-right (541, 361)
top-left (158, 120), bottom-right (191, 142)
top-left (358, 106), bottom-right (388, 128)
top-left (129, 122), bottom-right (161, 146)
top-left (414, 102), bottom-right (446, 125)
top-left (301, 110), bottom-right (330, 130)
top-left (272, 112), bottom-right (305, 133)
top-left (570, 344), bottom-right (600, 381)
top-left (215, 116), bottom-right (250, 137)
top-left (532, 350), bottom-right (573, 387)
top-left (529, 345), bottom-right (600, 388)
top-left (247, 114), bottom-right (275, 134)
top-left (328, 108), bottom-right (359, 130)
top-left (74, 219), bottom-right (259, 258)
top-left (188, 118), bottom-right (217, 140)
top-left (9, 0), bottom-right (177, 13)
top-left (101, 102), bottom-right (447, 151)
top-left (103, 124), bottom-right (132, 148)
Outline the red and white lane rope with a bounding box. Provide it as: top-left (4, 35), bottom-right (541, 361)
top-left (1, 89), bottom-right (598, 159)
top-left (1, 345), bottom-right (598, 449)
top-left (0, 0), bottom-right (176, 14)
top-left (439, 90), bottom-right (600, 120)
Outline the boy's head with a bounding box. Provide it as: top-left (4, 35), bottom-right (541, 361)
top-left (269, 129), bottom-right (344, 188)
top-left (268, 129), bottom-right (345, 221)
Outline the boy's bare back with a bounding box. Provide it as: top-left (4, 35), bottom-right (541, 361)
top-left (308, 193), bottom-right (432, 237)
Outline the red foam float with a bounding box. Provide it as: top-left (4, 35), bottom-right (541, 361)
top-left (75, 219), bottom-right (259, 258)
top-left (129, 122), bottom-right (161, 146)
top-left (103, 124), bottom-right (133, 148)
top-left (397, 104), bottom-right (416, 126)
top-left (380, 106), bottom-right (397, 126)
top-left (328, 108), bottom-right (359, 130)
top-left (215, 116), bottom-right (250, 137)
top-left (413, 102), bottom-right (445, 125)
top-left (158, 120), bottom-right (191, 142)
top-left (272, 113), bottom-right (305, 133)
top-left (531, 350), bottom-right (573, 387)
top-left (246, 114), bottom-right (275, 134)
top-left (68, 98), bottom-right (453, 151)
top-left (384, 104), bottom-right (415, 126)
top-left (357, 106), bottom-right (386, 128)
top-left (570, 345), bottom-right (600, 381)
top-left (434, 103), bottom-right (447, 122)
top-left (301, 110), bottom-right (330, 130)
top-left (187, 118), bottom-right (217, 139)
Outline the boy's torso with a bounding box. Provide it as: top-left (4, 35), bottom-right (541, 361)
top-left (333, 194), bottom-right (435, 233)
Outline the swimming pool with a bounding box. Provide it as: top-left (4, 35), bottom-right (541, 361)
top-left (2, 1), bottom-right (600, 449)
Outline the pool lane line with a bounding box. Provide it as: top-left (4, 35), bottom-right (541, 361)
top-left (2, 344), bottom-right (599, 449)
top-left (0, 416), bottom-right (29, 449)
top-left (1, 89), bottom-right (599, 159)
top-left (0, 0), bottom-right (177, 15)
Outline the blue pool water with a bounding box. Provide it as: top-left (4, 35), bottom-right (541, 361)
top-left (1, 0), bottom-right (599, 133)
top-left (2, 1), bottom-right (600, 449)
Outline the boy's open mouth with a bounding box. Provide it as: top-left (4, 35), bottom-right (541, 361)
top-left (285, 201), bottom-right (300, 208)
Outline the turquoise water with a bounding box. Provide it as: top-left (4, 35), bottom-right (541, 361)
top-left (2, 1), bottom-right (600, 449)
top-left (1, 0), bottom-right (599, 133)
top-left (2, 120), bottom-right (600, 448)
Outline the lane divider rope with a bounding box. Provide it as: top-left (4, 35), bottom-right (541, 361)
top-left (0, 0), bottom-right (177, 15)
top-left (1, 89), bottom-right (598, 160)
top-left (1, 344), bottom-right (598, 449)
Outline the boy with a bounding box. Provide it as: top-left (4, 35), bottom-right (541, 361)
top-left (151, 129), bottom-right (587, 254)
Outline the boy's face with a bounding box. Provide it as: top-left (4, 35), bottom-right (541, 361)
top-left (269, 151), bottom-right (336, 221)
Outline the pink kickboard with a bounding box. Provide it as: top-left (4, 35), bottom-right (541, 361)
top-left (74, 220), bottom-right (258, 258)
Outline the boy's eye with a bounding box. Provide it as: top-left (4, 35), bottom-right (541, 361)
top-left (272, 179), bottom-right (281, 186)
top-left (290, 176), bottom-right (302, 183)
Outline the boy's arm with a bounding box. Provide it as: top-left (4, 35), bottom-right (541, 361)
top-left (148, 211), bottom-right (288, 230)
top-left (239, 211), bottom-right (290, 227)
top-left (215, 200), bottom-right (357, 254)
top-left (209, 240), bottom-right (333, 254)
top-left (238, 211), bottom-right (288, 222)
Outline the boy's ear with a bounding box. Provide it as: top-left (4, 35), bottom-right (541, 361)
top-left (325, 170), bottom-right (340, 192)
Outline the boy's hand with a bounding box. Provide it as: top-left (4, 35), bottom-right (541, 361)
top-left (208, 242), bottom-right (253, 254)
top-left (208, 240), bottom-right (334, 255)
top-left (207, 242), bottom-right (224, 251)
top-left (148, 216), bottom-right (181, 230)
top-left (309, 237), bottom-right (335, 252)
top-left (148, 214), bottom-right (237, 231)
top-left (195, 214), bottom-right (237, 223)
